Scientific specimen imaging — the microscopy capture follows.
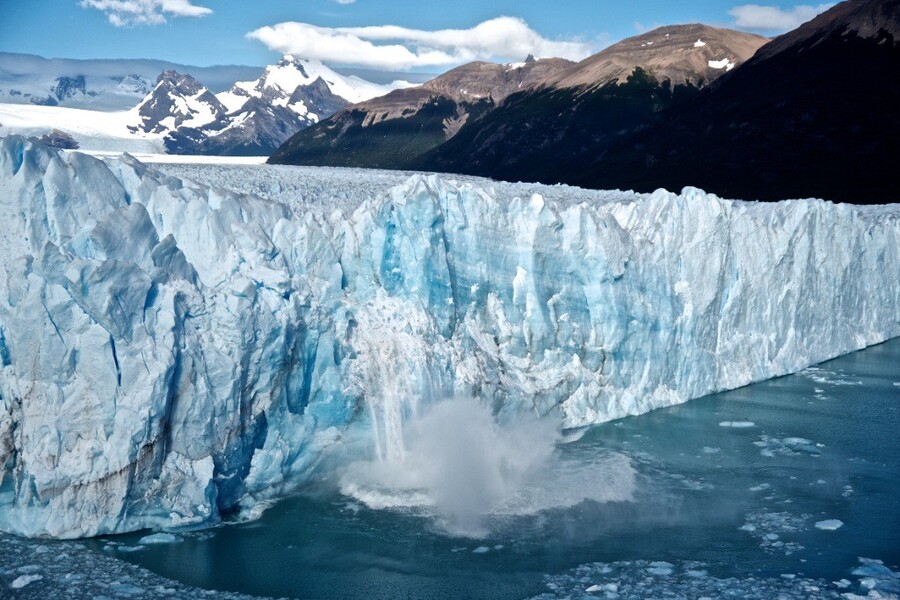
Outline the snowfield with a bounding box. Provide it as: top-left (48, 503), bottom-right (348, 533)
top-left (0, 135), bottom-right (898, 538)
top-left (0, 104), bottom-right (163, 153)
top-left (83, 152), bottom-right (268, 165)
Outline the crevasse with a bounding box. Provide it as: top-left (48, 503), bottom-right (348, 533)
top-left (0, 135), bottom-right (897, 538)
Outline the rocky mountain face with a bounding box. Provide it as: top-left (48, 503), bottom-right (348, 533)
top-left (267, 56), bottom-right (574, 168)
top-left (269, 25), bottom-right (765, 171)
top-left (28, 128), bottom-right (79, 149)
top-left (411, 24), bottom-right (767, 183)
top-left (289, 77), bottom-right (348, 118)
top-left (129, 70), bottom-right (227, 135)
top-left (553, 0), bottom-right (900, 203)
top-left (50, 76), bottom-right (89, 103)
top-left (544, 24), bottom-right (767, 90)
top-left (165, 97), bottom-right (314, 156)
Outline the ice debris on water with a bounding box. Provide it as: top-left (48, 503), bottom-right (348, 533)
top-left (645, 561), bottom-right (674, 576)
top-left (739, 511), bottom-right (808, 555)
top-left (755, 435), bottom-right (822, 457)
top-left (799, 367), bottom-right (864, 387)
top-left (0, 533), bottom-right (269, 599)
top-left (1, 135), bottom-right (898, 538)
top-left (719, 421), bottom-right (756, 428)
top-left (532, 558), bottom-right (900, 599)
top-left (851, 559), bottom-right (900, 596)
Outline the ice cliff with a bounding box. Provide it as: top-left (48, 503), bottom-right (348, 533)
top-left (0, 135), bottom-right (898, 538)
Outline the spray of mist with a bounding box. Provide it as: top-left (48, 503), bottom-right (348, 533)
top-left (340, 397), bottom-right (636, 538)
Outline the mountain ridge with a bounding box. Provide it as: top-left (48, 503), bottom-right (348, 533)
top-left (405, 0), bottom-right (900, 204)
top-left (558, 0), bottom-right (900, 203)
top-left (124, 55), bottom-right (409, 156)
top-left (270, 24), bottom-right (766, 171)
top-left (543, 24), bottom-right (767, 90)
top-left (129, 70), bottom-right (227, 135)
top-left (267, 56), bottom-right (574, 167)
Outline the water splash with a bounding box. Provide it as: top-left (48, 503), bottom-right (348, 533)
top-left (344, 296), bottom-right (634, 537)
top-left (341, 397), bottom-right (636, 537)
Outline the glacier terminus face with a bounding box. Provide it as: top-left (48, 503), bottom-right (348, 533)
top-left (0, 135), bottom-right (897, 539)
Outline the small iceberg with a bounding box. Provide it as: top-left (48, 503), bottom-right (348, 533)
top-left (138, 533), bottom-right (182, 545)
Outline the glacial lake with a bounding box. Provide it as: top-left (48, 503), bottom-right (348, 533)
top-left (78, 338), bottom-right (899, 599)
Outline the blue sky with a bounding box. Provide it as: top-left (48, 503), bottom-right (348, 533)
top-left (0, 1), bottom-right (834, 70)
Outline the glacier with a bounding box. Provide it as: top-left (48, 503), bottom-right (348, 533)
top-left (0, 134), bottom-right (898, 539)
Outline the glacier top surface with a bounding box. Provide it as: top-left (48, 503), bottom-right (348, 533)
top-left (148, 161), bottom-right (900, 220)
top-left (149, 162), bottom-right (651, 218)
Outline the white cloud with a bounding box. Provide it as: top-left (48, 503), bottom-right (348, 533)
top-left (246, 17), bottom-right (593, 70)
top-left (729, 3), bottom-right (835, 32)
top-left (80, 0), bottom-right (212, 27)
top-left (334, 0), bottom-right (356, 4)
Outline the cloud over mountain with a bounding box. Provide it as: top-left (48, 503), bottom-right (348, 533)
top-left (247, 17), bottom-right (593, 70)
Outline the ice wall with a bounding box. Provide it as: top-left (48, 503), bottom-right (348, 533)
top-left (0, 136), bottom-right (897, 538)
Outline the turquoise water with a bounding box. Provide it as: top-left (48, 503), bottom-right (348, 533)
top-left (94, 339), bottom-right (900, 599)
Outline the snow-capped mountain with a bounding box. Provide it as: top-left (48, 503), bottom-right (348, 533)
top-left (217, 54), bottom-right (399, 112)
top-left (151, 55), bottom-right (410, 155)
top-left (165, 96), bottom-right (319, 156)
top-left (128, 70), bottom-right (227, 135)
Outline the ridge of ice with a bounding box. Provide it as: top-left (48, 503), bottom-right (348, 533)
top-left (0, 136), bottom-right (898, 538)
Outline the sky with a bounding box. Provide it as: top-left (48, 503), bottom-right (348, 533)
top-left (0, 1), bottom-right (835, 72)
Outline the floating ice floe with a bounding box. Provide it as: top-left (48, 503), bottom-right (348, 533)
top-left (719, 421), bottom-right (755, 428)
top-left (137, 533), bottom-right (181, 545)
top-left (755, 436), bottom-right (822, 457)
top-left (10, 574), bottom-right (43, 589)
